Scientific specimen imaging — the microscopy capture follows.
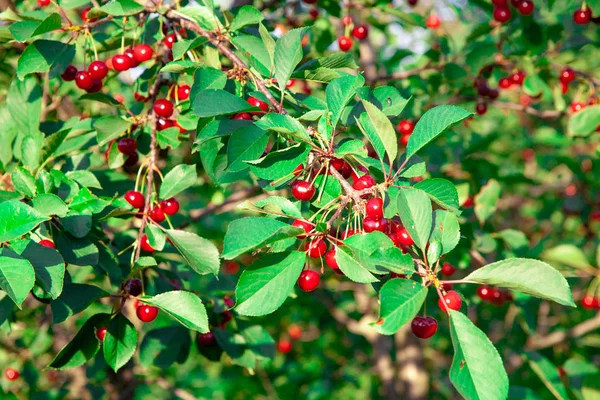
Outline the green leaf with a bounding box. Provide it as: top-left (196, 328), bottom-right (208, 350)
top-left (406, 105), bottom-right (472, 159)
top-left (240, 196), bottom-right (302, 219)
top-left (94, 116), bottom-right (131, 146)
top-left (50, 282), bottom-right (106, 325)
top-left (139, 326), bottom-right (191, 369)
top-left (173, 6), bottom-right (217, 30)
top-left (274, 27), bottom-right (308, 92)
top-left (475, 179), bottom-right (501, 225)
top-left (222, 217), bottom-right (303, 259)
top-left (542, 244), bottom-right (591, 270)
top-left (526, 352), bottom-right (569, 400)
top-left (9, 13), bottom-right (61, 42)
top-left (258, 23), bottom-right (275, 71)
top-left (12, 167), bottom-right (36, 197)
top-left (65, 170), bottom-right (102, 189)
top-left (374, 279), bottom-right (427, 335)
top-left (165, 229), bottom-right (219, 275)
top-left (357, 100), bottom-right (398, 164)
top-left (336, 139), bottom-right (368, 158)
top-left (160, 60), bottom-right (201, 74)
top-left (192, 89), bottom-right (255, 117)
top-left (7, 76), bottom-right (41, 136)
top-left (344, 231), bottom-right (414, 274)
top-left (370, 86), bottom-right (410, 117)
top-left (100, 0), bottom-right (144, 15)
top-left (145, 225), bottom-right (165, 252)
top-left (568, 105), bottom-right (600, 136)
top-left (172, 36), bottom-right (207, 61)
top-left (448, 310), bottom-right (509, 400)
top-left (463, 258), bottom-right (575, 307)
top-left (141, 291), bottom-right (209, 333)
top-left (415, 178), bottom-right (460, 214)
top-left (247, 143), bottom-right (310, 180)
top-left (429, 210), bottom-right (460, 261)
top-left (254, 114), bottom-right (311, 143)
top-left (55, 235), bottom-right (98, 267)
top-left (17, 40), bottom-right (75, 80)
top-left (523, 75), bottom-right (552, 99)
top-left (326, 75), bottom-right (364, 128)
top-left (190, 67), bottom-right (226, 103)
top-left (103, 313), bottom-right (137, 372)
top-left (159, 164), bottom-right (197, 199)
top-left (0, 248), bottom-right (35, 308)
top-left (235, 252), bottom-right (306, 316)
top-left (48, 313), bottom-right (110, 370)
top-left (213, 325), bottom-right (275, 369)
top-left (334, 246), bottom-right (379, 283)
top-left (0, 200), bottom-right (48, 242)
top-left (397, 189), bottom-right (432, 250)
top-left (227, 125), bottom-right (268, 173)
top-left (230, 5), bottom-right (263, 31)
top-left (19, 241), bottom-right (65, 299)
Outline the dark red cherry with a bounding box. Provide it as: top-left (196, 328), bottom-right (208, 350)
top-left (477, 285), bottom-right (494, 301)
top-left (197, 332), bottom-right (216, 346)
top-left (352, 25), bottom-right (368, 40)
top-left (352, 175), bottom-right (375, 191)
top-left (411, 316), bottom-right (437, 339)
top-left (61, 65), bottom-right (78, 81)
top-left (157, 118), bottom-right (174, 131)
top-left (493, 7), bottom-right (512, 23)
top-left (366, 198), bottom-right (384, 219)
top-left (441, 263), bottom-right (456, 276)
top-left (573, 7), bottom-right (592, 24)
top-left (75, 71), bottom-right (94, 90)
top-left (559, 67), bottom-right (576, 84)
top-left (123, 278), bottom-right (143, 296)
top-left (112, 54), bottom-right (131, 72)
top-left (297, 270), bottom-right (320, 292)
top-left (231, 113), bottom-right (253, 120)
top-left (516, 0), bottom-right (534, 16)
top-left (291, 180), bottom-right (316, 201)
top-left (117, 138), bottom-right (137, 154)
top-left (124, 152), bottom-right (139, 166)
top-left (150, 206), bottom-right (166, 223)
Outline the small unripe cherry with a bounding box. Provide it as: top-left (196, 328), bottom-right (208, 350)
top-left (4, 368), bottom-right (20, 381)
top-left (352, 175), bottom-right (375, 191)
top-left (325, 249), bottom-right (339, 270)
top-left (117, 138), bottom-right (137, 154)
top-left (133, 43), bottom-right (153, 63)
top-left (493, 6), bottom-right (512, 23)
top-left (411, 316), bottom-right (437, 339)
top-left (96, 326), bottom-right (107, 341)
top-left (198, 332), bottom-right (216, 346)
top-left (112, 54), bottom-right (131, 72)
top-left (438, 290), bottom-right (462, 312)
top-left (366, 198), bottom-right (384, 219)
top-left (140, 235), bottom-right (155, 253)
top-left (75, 71), bottom-right (94, 90)
top-left (352, 25), bottom-right (369, 40)
top-left (88, 60), bottom-right (108, 80)
top-left (124, 190), bottom-right (145, 209)
top-left (150, 206), bottom-right (166, 223)
top-left (247, 96), bottom-right (269, 112)
top-left (278, 339), bottom-right (293, 353)
top-left (297, 270), bottom-right (320, 292)
top-left (338, 36), bottom-right (353, 52)
top-left (154, 99), bottom-right (174, 118)
top-left (177, 85), bottom-right (191, 101)
top-left (39, 239), bottom-right (56, 249)
top-left (136, 304), bottom-right (159, 322)
top-left (160, 197), bottom-right (180, 215)
top-left (291, 180), bottom-right (316, 201)
top-left (292, 219), bottom-right (313, 239)
top-left (305, 239), bottom-right (327, 258)
top-left (441, 263), bottom-right (456, 276)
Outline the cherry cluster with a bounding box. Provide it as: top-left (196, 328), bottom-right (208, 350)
top-left (492, 0), bottom-right (535, 23)
top-left (476, 285), bottom-right (513, 306)
top-left (337, 15), bottom-right (369, 52)
top-left (230, 96), bottom-right (270, 121)
top-left (474, 69), bottom-right (525, 115)
top-left (277, 324), bottom-right (303, 354)
top-left (397, 119), bottom-right (415, 146)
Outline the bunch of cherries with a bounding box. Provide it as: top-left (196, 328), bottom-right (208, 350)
top-left (277, 324), bottom-right (303, 354)
top-left (337, 15), bottom-right (369, 52)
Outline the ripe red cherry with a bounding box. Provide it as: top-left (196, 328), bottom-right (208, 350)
top-left (198, 332), bottom-right (216, 346)
top-left (363, 217), bottom-right (388, 233)
top-left (38, 0), bottom-right (50, 6)
top-left (493, 6), bottom-right (512, 23)
top-left (400, 133), bottom-right (410, 147)
top-left (297, 270), bottom-right (320, 292)
top-left (441, 263), bottom-right (456, 276)
top-left (559, 67), bottom-right (575, 84)
top-left (426, 14), bottom-right (441, 29)
top-left (223, 261), bottom-right (240, 275)
top-left (325, 249), bottom-right (339, 270)
top-left (154, 99), bottom-right (174, 118)
top-left (475, 102), bottom-right (488, 115)
top-left (156, 118), bottom-right (174, 131)
top-left (123, 48), bottom-right (140, 68)
top-left (438, 291), bottom-right (462, 312)
top-left (231, 112), bottom-right (253, 120)
top-left (125, 152), bottom-right (139, 166)
top-left (353, 175), bottom-right (376, 191)
top-left (136, 304), bottom-right (159, 322)
top-left (112, 54), bottom-right (131, 72)
top-left (177, 84), bottom-right (191, 101)
top-left (288, 324), bottom-right (302, 340)
top-left (39, 239), bottom-right (56, 249)
top-left (573, 7), bottom-right (592, 24)
top-left (305, 239), bottom-right (327, 258)
top-left (247, 96), bottom-right (269, 112)
top-left (341, 15), bottom-right (353, 26)
top-left (61, 65), bottom-right (77, 81)
top-left (123, 278), bottom-right (143, 296)
top-left (395, 227), bottom-right (414, 246)
top-left (571, 102), bottom-right (585, 113)
top-left (164, 33), bottom-right (177, 49)
top-left (516, 0), bottom-right (534, 16)
top-left (411, 316), bottom-right (437, 339)
top-left (397, 120), bottom-right (414, 135)
top-left (160, 197), bottom-right (180, 215)
top-left (291, 180), bottom-right (316, 201)
top-left (278, 339), bottom-right (292, 353)
top-left (133, 43), bottom-right (153, 62)
top-left (352, 25), bottom-right (369, 40)
top-left (477, 285), bottom-right (494, 301)
top-left (286, 79), bottom-right (295, 88)
top-left (117, 138), bottom-right (137, 154)
top-left (88, 60), bottom-right (108, 80)
top-left (499, 77), bottom-right (512, 89)
top-left (96, 326), bottom-right (107, 341)
top-left (81, 7), bottom-right (96, 22)
top-left (582, 295), bottom-right (599, 309)
top-left (366, 198), bottom-right (384, 219)
top-left (150, 206), bottom-right (166, 223)
top-left (134, 92), bottom-right (148, 102)
top-left (462, 196), bottom-right (474, 208)
top-left (309, 8), bottom-right (319, 19)
top-left (140, 235), bottom-right (155, 252)
top-left (4, 368), bottom-right (20, 381)
top-left (292, 219), bottom-right (313, 239)
top-left (338, 36), bottom-right (353, 52)
top-left (75, 71), bottom-right (94, 90)
top-left (511, 71), bottom-right (525, 85)
top-left (125, 190), bottom-right (145, 209)
top-left (86, 79), bottom-right (103, 94)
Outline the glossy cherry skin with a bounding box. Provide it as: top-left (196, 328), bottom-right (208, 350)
top-left (150, 206), bottom-right (166, 223)
top-left (61, 65), bottom-right (78, 81)
top-left (309, 8), bottom-right (319, 19)
top-left (160, 197), bottom-right (180, 215)
top-left (231, 112), bottom-right (253, 120)
top-left (559, 67), bottom-right (575, 84)
top-left (397, 120), bottom-right (414, 135)
top-left (366, 198), bottom-right (384, 219)
top-left (197, 332), bottom-right (216, 346)
top-left (305, 239), bottom-right (327, 258)
top-left (75, 71), bottom-right (94, 90)
top-left (133, 44), bottom-right (154, 62)
top-left (441, 263), bottom-right (456, 276)
top-left (96, 326), bottom-right (107, 341)
top-left (582, 295), bottom-right (599, 309)
top-left (117, 138), bottom-right (137, 154)
top-left (247, 96), bottom-right (269, 112)
top-left (297, 270), bottom-right (320, 292)
top-left (493, 6), bottom-right (512, 23)
top-left (477, 285), bottom-right (494, 301)
top-left (292, 219), bottom-right (313, 239)
top-left (516, 0), bottom-right (534, 15)
top-left (112, 54), bottom-right (131, 72)
top-left (499, 77), bottom-right (512, 89)
top-left (4, 368), bottom-right (20, 381)
top-left (134, 92), bottom-right (149, 102)
top-left (292, 180), bottom-right (316, 201)
top-left (38, 0), bottom-right (50, 6)
top-left (136, 304), bottom-right (159, 322)
top-left (177, 84), bottom-right (191, 101)
top-left (164, 33), bottom-right (177, 49)
top-left (394, 227), bottom-right (414, 246)
top-left (411, 316), bottom-right (438, 339)
top-left (325, 249), bottom-right (339, 270)
top-left (88, 60), bottom-right (108, 80)
top-left (571, 102), bottom-right (585, 113)
top-left (511, 71), bottom-right (525, 85)
top-left (81, 7), bottom-right (96, 22)
top-left (363, 217), bottom-right (387, 233)
top-left (476, 102), bottom-right (488, 115)
top-left (140, 235), bottom-right (155, 252)
top-left (426, 15), bottom-right (441, 29)
top-left (157, 118), bottom-right (174, 131)
top-left (39, 239), bottom-right (56, 249)
top-left (352, 25), bottom-right (369, 40)
top-left (123, 278), bottom-right (143, 296)
top-left (338, 36), bottom-right (353, 52)
top-left (154, 99), bottom-right (174, 118)
top-left (573, 8), bottom-right (592, 24)
top-left (353, 175), bottom-right (375, 191)
top-left (438, 290), bottom-right (462, 312)
top-left (278, 339), bottom-right (292, 353)
top-left (124, 190), bottom-right (145, 209)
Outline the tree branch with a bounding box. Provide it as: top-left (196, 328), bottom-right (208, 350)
top-left (525, 312), bottom-right (600, 350)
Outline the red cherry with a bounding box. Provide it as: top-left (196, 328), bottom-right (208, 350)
top-left (123, 48), bottom-right (140, 68)
top-left (492, 0), bottom-right (508, 5)
top-left (511, 71), bottom-right (525, 85)
top-left (224, 296), bottom-right (235, 308)
top-left (123, 278), bottom-right (142, 296)
top-left (438, 290), bottom-right (462, 312)
top-left (352, 25), bottom-right (369, 40)
top-left (140, 235), bottom-right (155, 253)
top-left (516, 0), bottom-right (534, 16)
top-left (426, 14), bottom-right (441, 29)
top-left (476, 285), bottom-right (493, 301)
top-left (134, 92), bottom-right (149, 102)
top-left (61, 65), bottom-right (78, 81)
top-left (366, 198), bottom-right (384, 219)
top-left (231, 113), bottom-right (253, 120)
top-left (302, 0), bottom-right (317, 3)
top-left (352, 175), bottom-right (376, 191)
top-left (325, 249), bottom-right (339, 270)
top-left (86, 79), bottom-right (103, 94)
top-left (288, 324), bottom-right (302, 340)
top-left (309, 8), bottom-right (319, 19)
top-left (247, 96), bottom-right (269, 112)
top-left (338, 36), bottom-right (353, 52)
top-left (571, 102), bottom-right (585, 113)
top-left (112, 54), bottom-right (131, 72)
top-left (582, 295), bottom-right (599, 309)
top-left (395, 227), bottom-right (414, 247)
top-left (304, 239), bottom-right (327, 258)
top-left (292, 219), bottom-right (313, 239)
top-left (157, 118), bottom-right (174, 131)
top-left (400, 133), bottom-right (410, 147)
top-left (160, 197), bottom-right (180, 215)
top-left (559, 67), bottom-right (576, 84)
top-left (75, 71), bottom-right (94, 90)
top-left (573, 8), bottom-right (592, 24)
top-left (223, 261), bottom-right (240, 274)
top-left (291, 180), bottom-right (316, 201)
top-left (164, 33), bottom-right (177, 49)
top-left (493, 6), bottom-right (512, 23)
top-left (39, 239), bottom-right (56, 249)
top-left (278, 339), bottom-right (292, 353)
top-left (125, 190), bottom-right (145, 209)
top-left (4, 368), bottom-right (20, 381)
top-left (198, 332), bottom-right (216, 346)
top-left (340, 229), bottom-right (358, 240)
top-left (397, 120), bottom-right (414, 135)
top-left (411, 316), bottom-right (437, 339)
top-left (117, 138), bottom-right (137, 154)
top-left (462, 196), bottom-right (474, 208)
top-left (150, 206), bottom-right (166, 223)
top-left (136, 304), bottom-right (159, 322)
top-left (177, 84), bottom-right (191, 101)
top-left (133, 43), bottom-right (154, 62)
top-left (475, 102), bottom-right (488, 115)
top-left (38, 0), bottom-right (50, 6)
top-left (341, 15), bottom-right (354, 26)
top-left (153, 99), bottom-right (174, 118)
top-left (441, 263), bottom-right (456, 277)
top-left (499, 77), bottom-right (512, 89)
top-left (81, 7), bottom-right (96, 22)
top-left (88, 60), bottom-right (108, 80)
top-left (125, 152), bottom-right (139, 166)
top-left (363, 217), bottom-right (388, 233)
top-left (297, 270), bottom-right (320, 292)
top-left (95, 326), bottom-right (107, 341)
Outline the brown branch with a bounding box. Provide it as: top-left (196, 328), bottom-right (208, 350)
top-left (525, 312), bottom-right (600, 350)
